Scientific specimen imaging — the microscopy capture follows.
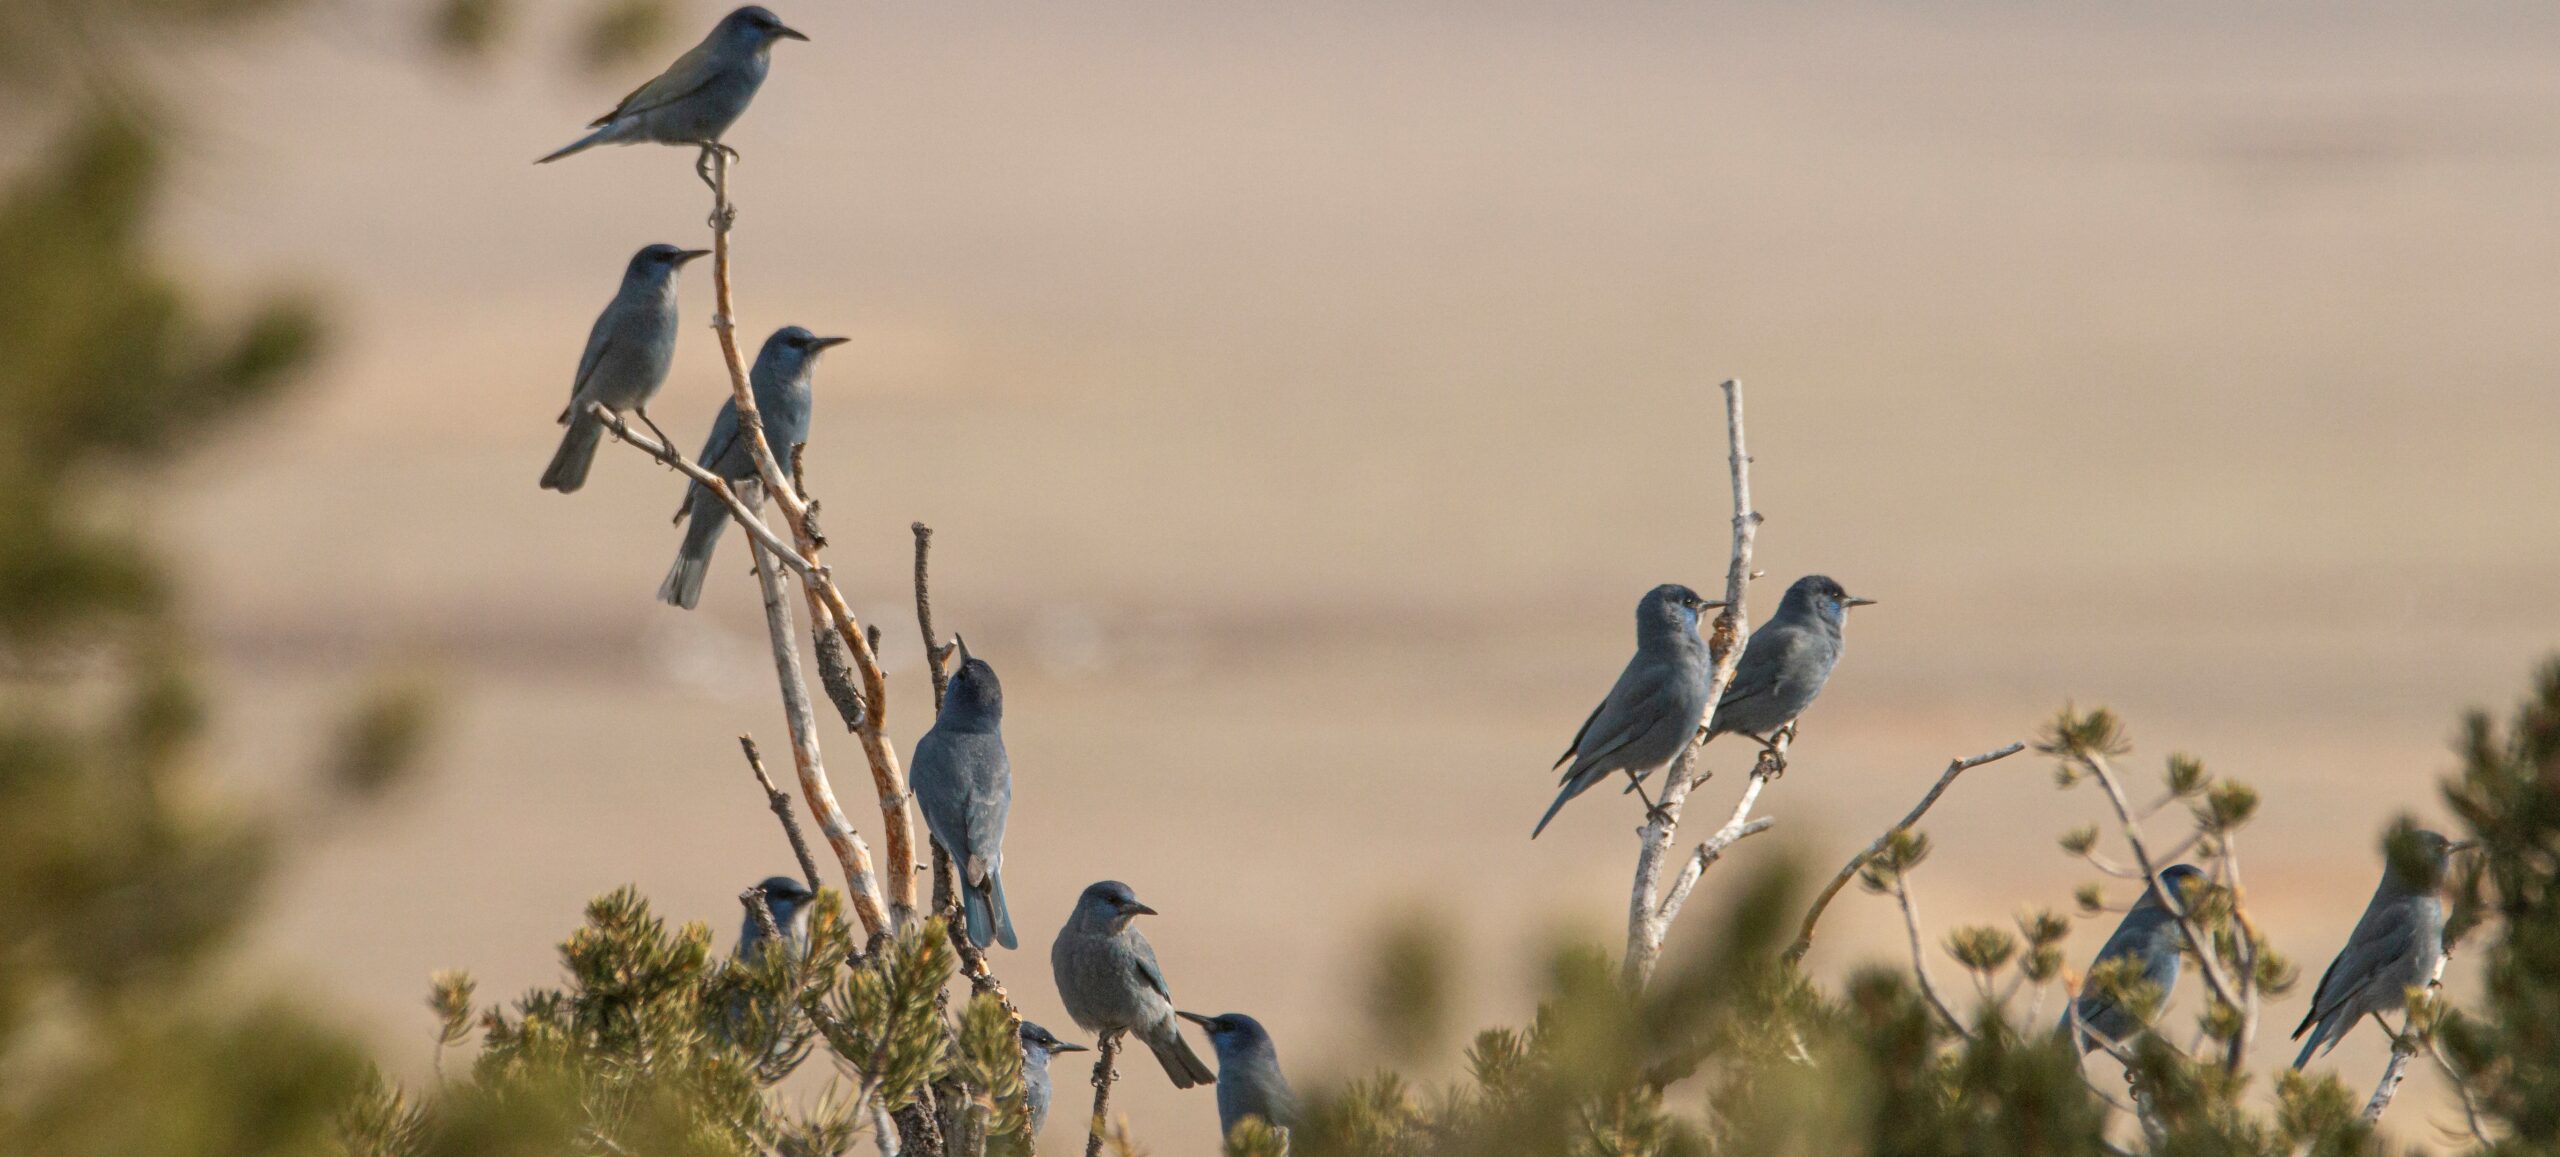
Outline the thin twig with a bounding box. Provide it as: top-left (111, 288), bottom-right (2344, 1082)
top-left (1651, 739), bottom-right (1789, 926)
top-left (1783, 742), bottom-right (2027, 965)
top-left (2075, 752), bottom-right (2245, 1068)
top-left (743, 735), bottom-right (825, 896)
top-left (1083, 1031), bottom-right (1123, 1157)
top-left (2363, 953), bottom-right (2453, 1123)
top-left (1623, 378), bottom-right (1763, 990)
top-left (2429, 1037), bottom-right (2493, 1146)
top-left (914, 523), bottom-right (954, 710)
top-left (1892, 874), bottom-right (1968, 1037)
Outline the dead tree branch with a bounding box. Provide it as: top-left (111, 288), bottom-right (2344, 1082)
top-left (1623, 378), bottom-right (1764, 990)
top-left (749, 538), bottom-right (891, 937)
top-left (1783, 741), bottom-right (2027, 965)
top-left (742, 734), bottom-right (824, 896)
top-left (1083, 1031), bottom-right (1123, 1157)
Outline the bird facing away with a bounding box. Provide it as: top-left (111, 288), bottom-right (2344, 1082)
top-left (1050, 881), bottom-right (1217, 1089)
top-left (658, 326), bottom-right (848, 609)
top-left (1699, 574), bottom-right (1873, 746)
top-left (2060, 863), bottom-right (2206, 1054)
top-left (537, 6), bottom-right (808, 164)
top-left (1532, 584), bottom-right (1725, 838)
top-left (2293, 829), bottom-right (2470, 1068)
top-left (911, 638), bottom-right (1016, 949)
top-left (1178, 1011), bottom-right (1300, 1141)
top-left (540, 243), bottom-right (706, 493)
top-left (734, 875), bottom-right (816, 963)
top-left (1017, 1020), bottom-right (1088, 1134)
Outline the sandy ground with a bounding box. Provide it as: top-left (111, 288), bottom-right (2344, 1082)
top-left (129, 1), bottom-right (2560, 1148)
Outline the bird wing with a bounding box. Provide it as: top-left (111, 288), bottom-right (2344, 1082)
top-left (1558, 675), bottom-right (1678, 784)
top-left (567, 311), bottom-right (618, 410)
top-left (1554, 697), bottom-right (1606, 769)
top-left (2295, 905), bottom-right (2421, 1035)
top-left (593, 37), bottom-right (727, 125)
top-left (672, 402), bottom-right (742, 522)
top-left (1717, 623), bottom-right (1815, 709)
top-left (1128, 939), bottom-right (1173, 1003)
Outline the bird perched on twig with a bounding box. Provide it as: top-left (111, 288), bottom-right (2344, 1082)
top-left (1050, 881), bottom-right (1217, 1089)
top-left (912, 638), bottom-right (1017, 949)
top-left (1017, 1021), bottom-right (1088, 1133)
top-left (2059, 863), bottom-right (2205, 1054)
top-left (1178, 1011), bottom-right (1299, 1141)
top-left (1532, 584), bottom-right (1724, 838)
top-left (537, 6), bottom-right (808, 166)
top-left (658, 325), bottom-right (848, 610)
top-left (1691, 573), bottom-right (1873, 755)
top-left (2292, 828), bottom-right (2471, 1068)
top-left (540, 243), bottom-right (705, 493)
top-left (734, 875), bottom-right (816, 963)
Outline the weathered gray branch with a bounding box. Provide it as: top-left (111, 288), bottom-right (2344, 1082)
top-left (741, 734), bottom-right (825, 897)
top-left (1623, 378), bottom-right (1763, 990)
top-left (1083, 1030), bottom-right (1123, 1157)
top-left (1783, 741), bottom-right (2026, 965)
top-left (750, 539), bottom-right (892, 937)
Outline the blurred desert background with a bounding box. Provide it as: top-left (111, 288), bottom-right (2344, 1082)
top-left (138, 1), bottom-right (2560, 1148)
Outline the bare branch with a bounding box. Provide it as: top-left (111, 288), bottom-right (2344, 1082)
top-left (2363, 953), bottom-right (2454, 1124)
top-left (750, 540), bottom-right (891, 938)
top-left (1784, 742), bottom-right (2026, 965)
top-left (915, 522), bottom-right (954, 710)
top-left (1623, 378), bottom-right (1764, 990)
top-left (1652, 741), bottom-right (1788, 928)
top-left (1892, 873), bottom-right (1968, 1037)
top-left (1083, 1030), bottom-right (1124, 1157)
top-left (742, 734), bottom-right (824, 896)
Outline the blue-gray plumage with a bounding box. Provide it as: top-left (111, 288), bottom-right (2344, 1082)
top-left (541, 243), bottom-right (707, 493)
top-left (912, 637), bottom-right (1016, 950)
top-left (1532, 584), bottom-right (1725, 838)
top-left (1178, 1011), bottom-right (1299, 1140)
top-left (1017, 1020), bottom-right (1088, 1134)
top-left (734, 875), bottom-right (816, 963)
top-left (537, 6), bottom-right (808, 164)
top-left (2060, 863), bottom-right (2205, 1054)
top-left (658, 326), bottom-right (848, 609)
top-left (1050, 881), bottom-right (1216, 1089)
top-left (2292, 829), bottom-right (2469, 1069)
top-left (1696, 574), bottom-right (1872, 746)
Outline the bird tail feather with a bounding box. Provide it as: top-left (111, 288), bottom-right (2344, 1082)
top-left (658, 495), bottom-right (729, 609)
top-left (1531, 772), bottom-right (1598, 839)
top-left (2291, 1019), bottom-right (2337, 1070)
top-left (962, 868), bottom-right (1017, 951)
top-left (540, 414), bottom-right (606, 493)
top-left (537, 121), bottom-right (624, 164)
top-left (1147, 1023), bottom-right (1216, 1088)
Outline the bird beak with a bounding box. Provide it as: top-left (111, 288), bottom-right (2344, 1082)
top-left (673, 249), bottom-right (712, 266)
top-left (1052, 1041), bottom-right (1089, 1053)
top-left (774, 23), bottom-right (809, 41)
top-left (1124, 901), bottom-right (1158, 917)
top-left (1176, 1011), bottom-right (1215, 1028)
top-left (1700, 600), bottom-right (1729, 610)
top-left (1843, 596), bottom-right (1877, 608)
top-left (2449, 840), bottom-right (2480, 853)
top-left (953, 634), bottom-right (971, 665)
top-left (810, 335), bottom-right (852, 351)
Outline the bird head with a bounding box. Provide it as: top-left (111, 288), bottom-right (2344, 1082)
top-left (1783, 575), bottom-right (1875, 625)
top-left (719, 6), bottom-right (808, 46)
top-left (1639, 583), bottom-right (1725, 637)
top-left (1076, 880), bottom-right (1157, 931)
top-left (2134, 864), bottom-right (2208, 912)
top-left (1177, 1010), bottom-right (1274, 1059)
top-left (756, 325), bottom-right (851, 380)
top-left (1019, 1021), bottom-right (1088, 1059)
top-left (2384, 825), bottom-right (2474, 893)
top-left (628, 243), bottom-right (711, 283)
top-left (754, 874), bottom-right (817, 923)
top-left (941, 635), bottom-right (1004, 720)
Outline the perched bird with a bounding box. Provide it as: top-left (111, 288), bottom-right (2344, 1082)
top-left (658, 326), bottom-right (848, 609)
top-left (540, 243), bottom-right (707, 493)
top-left (1532, 584), bottom-right (1725, 838)
top-left (911, 637), bottom-right (1016, 949)
top-left (734, 875), bottom-right (817, 963)
top-left (2293, 829), bottom-right (2471, 1068)
top-left (537, 6), bottom-right (808, 165)
top-left (2059, 863), bottom-right (2206, 1054)
top-left (1017, 1021), bottom-right (1088, 1134)
top-left (1178, 1011), bottom-right (1300, 1140)
top-left (1695, 574), bottom-right (1873, 749)
top-left (1050, 881), bottom-right (1216, 1089)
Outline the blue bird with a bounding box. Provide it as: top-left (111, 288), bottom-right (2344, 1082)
top-left (1017, 1020), bottom-right (1088, 1134)
top-left (541, 243), bottom-right (706, 493)
top-left (2293, 829), bottom-right (2470, 1068)
top-left (2060, 863), bottom-right (2205, 1054)
top-left (1177, 1011), bottom-right (1300, 1141)
top-left (658, 326), bottom-right (847, 609)
top-left (1694, 574), bottom-right (1873, 749)
top-left (1532, 584), bottom-right (1725, 838)
top-left (734, 875), bottom-right (816, 963)
top-left (537, 6), bottom-right (808, 165)
top-left (1050, 881), bottom-right (1216, 1089)
top-left (912, 637), bottom-right (1017, 949)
